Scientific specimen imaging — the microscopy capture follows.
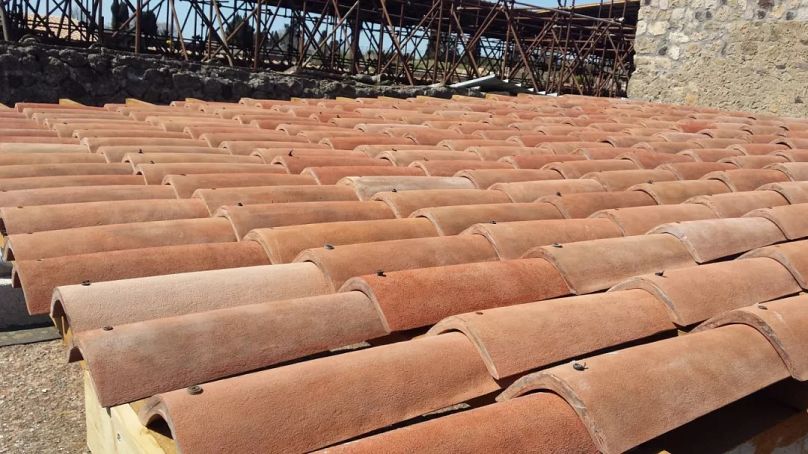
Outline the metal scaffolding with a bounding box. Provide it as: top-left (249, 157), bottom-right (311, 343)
top-left (0, 0), bottom-right (638, 96)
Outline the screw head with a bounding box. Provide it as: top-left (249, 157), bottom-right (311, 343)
top-left (758, 304), bottom-right (768, 310)
top-left (102, 326), bottom-right (113, 331)
top-left (572, 362), bottom-right (587, 371)
top-left (376, 270), bottom-right (386, 277)
top-left (81, 280), bottom-right (91, 286)
top-left (552, 243), bottom-right (563, 248)
top-left (187, 385), bottom-right (203, 395)
top-left (324, 243), bottom-right (335, 250)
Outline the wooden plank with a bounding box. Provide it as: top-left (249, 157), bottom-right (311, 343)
top-left (59, 99), bottom-right (85, 106)
top-left (84, 371), bottom-right (116, 454)
top-left (125, 99), bottom-right (155, 107)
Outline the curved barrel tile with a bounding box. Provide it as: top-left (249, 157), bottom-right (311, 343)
top-left (757, 181), bottom-right (808, 204)
top-left (135, 163), bottom-right (285, 184)
top-left (301, 166), bottom-right (424, 185)
top-left (376, 149), bottom-right (478, 166)
top-left (195, 185), bottom-right (359, 213)
top-left (454, 169), bottom-right (563, 189)
top-left (767, 162), bottom-right (808, 181)
top-left (701, 169), bottom-right (790, 192)
top-left (409, 160), bottom-right (511, 177)
top-left (500, 325), bottom-right (790, 454)
top-left (465, 218), bottom-right (623, 260)
top-left (0, 163), bottom-right (132, 178)
top-left (164, 173), bottom-right (316, 198)
top-left (123, 152), bottom-right (260, 167)
top-left (4, 217), bottom-right (235, 261)
top-left (245, 218), bottom-right (438, 264)
top-left (51, 262), bottom-right (332, 334)
top-left (15, 241), bottom-right (269, 315)
top-left (344, 258), bottom-right (571, 331)
top-left (677, 148), bottom-right (743, 163)
top-left (591, 204), bottom-right (717, 236)
top-left (501, 154), bottom-right (584, 170)
top-left (544, 159), bottom-right (638, 179)
top-left (719, 155), bottom-right (786, 169)
top-left (270, 156), bottom-right (389, 174)
top-left (372, 189), bottom-right (510, 217)
top-left (696, 294), bottom-right (808, 380)
top-left (745, 204), bottom-right (808, 240)
top-left (582, 169), bottom-right (678, 192)
top-left (338, 176), bottom-right (475, 201)
top-left (77, 291), bottom-right (388, 407)
top-left (686, 190), bottom-right (789, 218)
top-left (412, 203), bottom-right (563, 236)
top-left (651, 217), bottom-right (786, 263)
top-left (628, 180), bottom-right (730, 204)
top-left (429, 289), bottom-right (673, 379)
top-left (318, 393), bottom-right (597, 454)
top-left (0, 152), bottom-right (104, 165)
top-left (0, 199), bottom-right (209, 235)
top-left (539, 191), bottom-right (657, 218)
top-left (610, 258), bottom-right (801, 326)
top-left (0, 185), bottom-right (175, 208)
top-left (0, 174), bottom-right (145, 191)
top-left (138, 333), bottom-right (498, 454)
top-left (490, 179), bottom-right (604, 203)
top-left (741, 241), bottom-right (808, 288)
top-left (617, 150), bottom-right (692, 169)
top-left (525, 234), bottom-right (695, 294)
top-left (298, 235), bottom-right (498, 291)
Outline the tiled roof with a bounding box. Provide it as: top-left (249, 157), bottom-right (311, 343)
top-left (1, 94), bottom-right (807, 453)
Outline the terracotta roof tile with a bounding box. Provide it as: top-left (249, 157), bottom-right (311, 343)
top-left (741, 241), bottom-right (808, 289)
top-left (373, 189), bottom-right (510, 217)
top-left (465, 145), bottom-right (550, 161)
top-left (0, 153), bottom-right (104, 165)
top-left (728, 143), bottom-right (788, 155)
top-left (270, 156), bottom-right (389, 174)
top-left (0, 143), bottom-right (89, 153)
top-left (491, 179), bottom-right (604, 203)
top-left (525, 234), bottom-right (695, 294)
top-left (194, 185), bottom-right (359, 213)
top-left (298, 166), bottom-right (421, 184)
top-left (611, 258), bottom-right (801, 326)
top-left (766, 162), bottom-right (808, 181)
top-left (650, 217), bottom-right (786, 263)
top-left (250, 148), bottom-right (367, 163)
top-left (135, 163), bottom-right (284, 184)
top-left (408, 160), bottom-right (511, 177)
top-left (718, 155), bottom-right (787, 169)
top-left (774, 150), bottom-right (808, 162)
top-left (216, 201), bottom-right (393, 238)
top-left (4, 217), bottom-right (235, 262)
top-left (376, 149), bottom-right (479, 166)
top-left (345, 258), bottom-right (570, 331)
top-left (52, 262), bottom-right (331, 334)
top-left (0, 164), bottom-right (134, 181)
top-left (14, 241), bottom-right (268, 315)
top-left (323, 135), bottom-right (415, 150)
top-left (0, 174), bottom-right (147, 191)
top-left (338, 176), bottom-right (475, 201)
top-left (138, 333), bottom-right (498, 453)
top-left (81, 137), bottom-right (206, 153)
top-left (582, 169), bottom-right (678, 191)
top-left (539, 191), bottom-right (657, 218)
top-left (221, 141), bottom-right (327, 155)
top-left (165, 173), bottom-right (316, 198)
top-left (499, 154), bottom-right (583, 169)
top-left (429, 289), bottom-right (673, 378)
top-left (318, 393), bottom-right (597, 454)
top-left (616, 150), bottom-right (693, 168)
top-left (298, 235), bottom-right (497, 291)
top-left (603, 135), bottom-right (656, 147)
top-left (123, 153), bottom-right (260, 167)
top-left (628, 180), bottom-right (730, 204)
top-left (245, 218), bottom-right (437, 264)
top-left (677, 148), bottom-right (743, 162)
top-left (501, 324), bottom-right (789, 454)
top-left (537, 142), bottom-right (614, 154)
top-left (98, 145), bottom-right (226, 163)
top-left (506, 134), bottom-right (581, 147)
top-left (745, 204), bottom-right (808, 239)
top-left (696, 294), bottom-right (808, 380)
top-left (544, 159), bottom-right (638, 178)
top-left (0, 185), bottom-right (175, 208)
top-left (77, 291), bottom-right (387, 407)
top-left (411, 203), bottom-right (563, 236)
top-left (686, 190), bottom-right (789, 217)
top-left (702, 169), bottom-right (791, 191)
top-left (592, 204), bottom-right (717, 235)
top-left (464, 218), bottom-right (623, 260)
top-left (454, 169), bottom-right (563, 189)
top-left (633, 141), bottom-right (701, 153)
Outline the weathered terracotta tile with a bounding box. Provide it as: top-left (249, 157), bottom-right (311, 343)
top-left (455, 169), bottom-right (564, 189)
top-left (0, 153), bottom-right (104, 166)
top-left (539, 191), bottom-right (657, 218)
top-left (766, 162), bottom-right (808, 182)
top-left (373, 188), bottom-right (510, 217)
top-left (338, 175), bottom-right (475, 201)
top-left (611, 258), bottom-right (801, 326)
top-left (500, 325), bottom-right (789, 454)
top-left (221, 140), bottom-right (327, 155)
top-left (505, 134), bottom-right (580, 147)
top-left (582, 169), bottom-right (678, 191)
top-left (409, 159), bottom-right (512, 177)
top-left (245, 218), bottom-right (437, 264)
top-left (14, 241), bottom-right (268, 315)
top-left (412, 203), bottom-right (564, 235)
top-left (616, 150), bottom-right (693, 168)
top-left (429, 289), bottom-right (673, 378)
top-left (718, 155), bottom-right (787, 169)
top-left (632, 141), bottom-right (701, 153)
top-left (592, 204), bottom-right (717, 235)
top-left (298, 235), bottom-right (498, 291)
top-left (301, 166), bottom-right (425, 184)
top-left (345, 258), bottom-right (570, 331)
top-left (677, 148), bottom-right (743, 162)
top-left (741, 241), bottom-right (808, 288)
top-left (322, 134), bottom-right (414, 150)
top-left (491, 179), bottom-right (604, 203)
top-left (701, 169), bottom-right (790, 191)
top-left (650, 217), bottom-right (786, 263)
top-left (544, 159), bottom-right (638, 178)
top-left (136, 163), bottom-right (285, 184)
top-left (318, 393), bottom-right (597, 454)
top-left (137, 333), bottom-right (498, 453)
top-left (192, 184), bottom-right (359, 213)
top-left (757, 181), bottom-right (808, 204)
top-left (216, 201), bottom-right (393, 238)
top-left (628, 180), bottom-right (731, 204)
top-left (81, 137), bottom-right (206, 152)
top-left (728, 143), bottom-right (788, 155)
top-left (745, 204), bottom-right (808, 239)
top-left (165, 173), bottom-right (316, 198)
top-left (376, 149), bottom-right (479, 166)
top-left (52, 262), bottom-right (332, 334)
top-left (687, 190), bottom-right (789, 217)
top-left (696, 294), bottom-right (808, 380)
top-left (465, 145), bottom-right (551, 161)
top-left (0, 185), bottom-right (174, 208)
top-left (499, 154), bottom-right (584, 169)
top-left (0, 174), bottom-right (146, 191)
top-left (773, 149), bottom-right (808, 162)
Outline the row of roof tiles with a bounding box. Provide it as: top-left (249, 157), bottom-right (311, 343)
top-left (1, 95), bottom-right (807, 453)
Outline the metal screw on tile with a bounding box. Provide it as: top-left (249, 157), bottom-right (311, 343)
top-left (647, 180), bottom-right (654, 184)
top-left (655, 271), bottom-right (665, 277)
top-left (81, 280), bottom-right (91, 286)
top-left (490, 220), bottom-right (497, 224)
top-left (187, 385), bottom-right (203, 395)
top-left (102, 326), bottom-right (113, 331)
top-left (391, 188), bottom-right (398, 192)
top-left (324, 243), bottom-right (335, 250)
top-left (237, 202), bottom-right (244, 206)
top-left (572, 362), bottom-right (587, 371)
top-left (552, 243), bottom-right (563, 248)
top-left (555, 191), bottom-right (562, 196)
top-left (758, 304), bottom-right (768, 310)
top-left (16, 206), bottom-right (22, 209)
top-left (475, 311), bottom-right (484, 315)
top-left (376, 270), bottom-right (386, 277)
top-left (149, 160), bottom-right (156, 164)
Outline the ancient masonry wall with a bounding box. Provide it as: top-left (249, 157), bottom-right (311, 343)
top-left (0, 42), bottom-right (468, 105)
top-left (628, 0), bottom-right (808, 117)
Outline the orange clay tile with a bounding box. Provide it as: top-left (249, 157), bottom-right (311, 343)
top-left (338, 175), bottom-right (475, 201)
top-left (164, 173), bottom-right (316, 198)
top-left (538, 191), bottom-right (657, 218)
top-left (193, 185), bottom-right (359, 213)
top-left (592, 204), bottom-right (717, 235)
top-left (745, 204), bottom-right (808, 239)
top-left (628, 180), bottom-right (730, 204)
top-left (490, 179), bottom-right (605, 203)
top-left (582, 169), bottom-right (678, 191)
top-left (411, 203), bottom-right (564, 235)
top-left (686, 190), bottom-right (789, 217)
top-left (741, 241), bottom-right (808, 289)
top-left (499, 154), bottom-right (584, 169)
top-left (372, 188), bottom-right (510, 217)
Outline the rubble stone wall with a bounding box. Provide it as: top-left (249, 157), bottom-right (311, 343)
top-left (629, 0), bottom-right (808, 117)
top-left (0, 42), bottom-right (468, 105)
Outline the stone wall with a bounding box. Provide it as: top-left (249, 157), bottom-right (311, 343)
top-left (629, 0), bottom-right (808, 117)
top-left (0, 42), bottom-right (470, 105)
